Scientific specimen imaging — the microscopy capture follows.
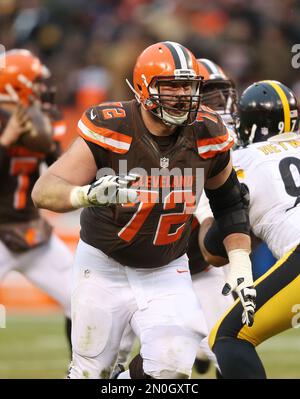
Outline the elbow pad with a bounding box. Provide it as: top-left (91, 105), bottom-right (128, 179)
top-left (205, 169), bottom-right (250, 239)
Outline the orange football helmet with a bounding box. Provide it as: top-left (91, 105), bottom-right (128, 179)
top-left (128, 41), bottom-right (203, 126)
top-left (0, 49), bottom-right (48, 105)
top-left (197, 58), bottom-right (237, 125)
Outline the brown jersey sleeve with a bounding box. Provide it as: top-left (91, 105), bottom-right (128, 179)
top-left (84, 139), bottom-right (108, 170)
top-left (194, 105), bottom-right (234, 159)
top-left (77, 102), bottom-right (133, 155)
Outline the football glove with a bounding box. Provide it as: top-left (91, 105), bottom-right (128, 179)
top-left (70, 173), bottom-right (139, 208)
top-left (222, 249), bottom-right (256, 327)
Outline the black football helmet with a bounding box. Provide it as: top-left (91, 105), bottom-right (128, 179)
top-left (237, 80), bottom-right (300, 146)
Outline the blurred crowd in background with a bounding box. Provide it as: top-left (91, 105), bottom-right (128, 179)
top-left (1, 0), bottom-right (300, 112)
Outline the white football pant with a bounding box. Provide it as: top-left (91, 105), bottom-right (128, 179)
top-left (114, 264), bottom-right (233, 371)
top-left (69, 239), bottom-right (207, 379)
top-left (192, 265), bottom-right (233, 364)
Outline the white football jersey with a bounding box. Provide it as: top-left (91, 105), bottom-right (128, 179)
top-left (233, 136), bottom-right (300, 259)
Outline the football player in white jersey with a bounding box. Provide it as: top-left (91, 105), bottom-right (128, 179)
top-left (204, 80), bottom-right (300, 378)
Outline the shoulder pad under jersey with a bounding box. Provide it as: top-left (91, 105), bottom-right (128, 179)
top-left (194, 105), bottom-right (233, 159)
top-left (77, 101), bottom-right (133, 154)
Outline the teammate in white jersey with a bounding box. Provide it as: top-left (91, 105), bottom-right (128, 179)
top-left (205, 80), bottom-right (300, 378)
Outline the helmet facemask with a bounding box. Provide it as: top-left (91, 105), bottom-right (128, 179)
top-left (146, 72), bottom-right (203, 126)
top-left (130, 42), bottom-right (203, 126)
top-left (201, 80), bottom-right (237, 124)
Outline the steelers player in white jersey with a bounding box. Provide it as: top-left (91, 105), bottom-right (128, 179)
top-left (204, 80), bottom-right (300, 378)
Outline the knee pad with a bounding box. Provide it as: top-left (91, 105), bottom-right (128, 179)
top-left (72, 285), bottom-right (112, 358)
top-left (145, 362), bottom-right (190, 379)
top-left (68, 357), bottom-right (113, 379)
top-left (142, 332), bottom-right (196, 379)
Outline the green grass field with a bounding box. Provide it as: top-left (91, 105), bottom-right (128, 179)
top-left (0, 313), bottom-right (299, 379)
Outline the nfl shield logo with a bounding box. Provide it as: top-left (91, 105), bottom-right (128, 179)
top-left (160, 157), bottom-right (169, 168)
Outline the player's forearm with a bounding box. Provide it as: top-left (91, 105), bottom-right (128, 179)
top-left (32, 172), bottom-right (79, 212)
top-left (223, 233), bottom-right (251, 253)
top-left (199, 220), bottom-right (251, 266)
top-left (199, 218), bottom-right (229, 266)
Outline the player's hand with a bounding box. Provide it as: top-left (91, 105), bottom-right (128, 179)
top-left (222, 249), bottom-right (256, 327)
top-left (70, 174), bottom-right (140, 208)
top-left (0, 105), bottom-right (32, 147)
top-left (87, 174), bottom-right (139, 206)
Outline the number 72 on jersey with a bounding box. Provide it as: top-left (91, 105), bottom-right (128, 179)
top-left (118, 189), bottom-right (196, 246)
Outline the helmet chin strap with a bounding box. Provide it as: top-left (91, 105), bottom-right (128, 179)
top-left (126, 79), bottom-right (142, 104)
top-left (248, 124), bottom-right (257, 144)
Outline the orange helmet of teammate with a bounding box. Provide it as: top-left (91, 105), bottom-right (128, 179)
top-left (0, 49), bottom-right (49, 105)
top-left (127, 41), bottom-right (203, 126)
top-left (197, 58), bottom-right (237, 125)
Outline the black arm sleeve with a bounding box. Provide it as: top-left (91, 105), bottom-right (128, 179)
top-left (205, 169), bottom-right (250, 239)
top-left (207, 151), bottom-right (231, 179)
top-left (203, 220), bottom-right (228, 258)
